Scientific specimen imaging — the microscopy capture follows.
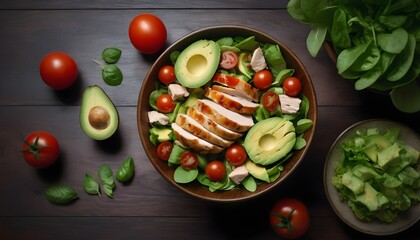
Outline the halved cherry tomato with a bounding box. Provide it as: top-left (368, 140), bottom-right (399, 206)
top-left (253, 69), bottom-right (273, 90)
top-left (40, 52), bottom-right (78, 90)
top-left (158, 65), bottom-right (176, 85)
top-left (128, 13), bottom-right (167, 54)
top-left (205, 160), bottom-right (226, 181)
top-left (156, 94), bottom-right (175, 113)
top-left (225, 144), bottom-right (247, 166)
top-left (180, 151), bottom-right (199, 170)
top-left (157, 141), bottom-right (173, 161)
top-left (22, 131), bottom-right (60, 169)
top-left (270, 198), bottom-right (310, 239)
top-left (262, 91), bottom-right (280, 112)
top-left (219, 51), bottom-right (238, 69)
top-left (283, 77), bottom-right (302, 97)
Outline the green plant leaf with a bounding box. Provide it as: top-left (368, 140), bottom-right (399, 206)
top-left (116, 156), bottom-right (135, 183)
top-left (103, 184), bottom-right (114, 198)
top-left (306, 24), bottom-right (328, 57)
top-left (98, 164), bottom-right (113, 182)
top-left (102, 48), bottom-right (122, 64)
top-left (331, 8), bottom-right (351, 49)
top-left (102, 65), bottom-right (123, 86)
top-left (386, 34), bottom-right (416, 81)
top-left (174, 166), bottom-right (198, 184)
top-left (83, 174), bottom-right (101, 196)
top-left (44, 184), bottom-right (78, 205)
top-left (242, 176), bottom-right (257, 192)
top-left (377, 28), bottom-right (408, 54)
top-left (337, 41), bottom-right (371, 74)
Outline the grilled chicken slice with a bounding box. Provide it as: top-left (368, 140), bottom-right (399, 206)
top-left (187, 107), bottom-right (242, 140)
top-left (176, 114), bottom-right (234, 148)
top-left (205, 87), bottom-right (259, 115)
top-left (171, 123), bottom-right (224, 154)
top-left (195, 99), bottom-right (254, 133)
top-left (212, 73), bottom-right (259, 102)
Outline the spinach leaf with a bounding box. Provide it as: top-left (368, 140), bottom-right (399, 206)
top-left (116, 156), bottom-right (135, 183)
top-left (377, 28), bottom-right (408, 54)
top-left (83, 174), bottom-right (101, 196)
top-left (331, 8), bottom-right (351, 50)
top-left (337, 41), bottom-right (370, 74)
top-left (355, 61), bottom-right (382, 90)
top-left (44, 184), bottom-right (78, 205)
top-left (386, 34), bottom-right (416, 81)
top-left (98, 164), bottom-right (113, 182)
top-left (306, 24), bottom-right (328, 57)
top-left (350, 42), bottom-right (381, 72)
top-left (287, 0), bottom-right (310, 23)
top-left (241, 176), bottom-right (257, 192)
top-left (174, 166), bottom-right (199, 184)
top-left (102, 48), bottom-right (122, 64)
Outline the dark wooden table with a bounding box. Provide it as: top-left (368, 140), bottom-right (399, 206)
top-left (0, 1), bottom-right (418, 239)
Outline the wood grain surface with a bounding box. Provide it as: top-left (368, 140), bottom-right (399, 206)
top-left (0, 1), bottom-right (418, 239)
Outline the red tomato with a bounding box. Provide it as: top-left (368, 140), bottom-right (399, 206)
top-left (128, 13), bottom-right (167, 54)
top-left (39, 52), bottom-right (78, 90)
top-left (205, 160), bottom-right (226, 181)
top-left (270, 199), bottom-right (310, 239)
top-left (156, 94), bottom-right (175, 113)
top-left (158, 65), bottom-right (176, 85)
top-left (225, 144), bottom-right (247, 166)
top-left (253, 69), bottom-right (273, 90)
top-left (262, 91), bottom-right (280, 112)
top-left (22, 131), bottom-right (60, 169)
top-left (157, 141), bottom-right (173, 161)
top-left (283, 77), bottom-right (302, 97)
top-left (180, 151), bottom-right (199, 170)
top-left (219, 51), bottom-right (238, 69)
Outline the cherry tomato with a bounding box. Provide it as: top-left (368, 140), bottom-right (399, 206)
top-left (262, 91), bottom-right (280, 112)
top-left (225, 144), bottom-right (247, 166)
top-left (128, 13), bottom-right (167, 54)
top-left (205, 160), bottom-right (226, 181)
top-left (283, 77), bottom-right (302, 97)
top-left (180, 151), bottom-right (199, 170)
top-left (156, 94), bottom-right (176, 113)
top-left (158, 65), bottom-right (176, 85)
top-left (253, 69), bottom-right (273, 90)
top-left (39, 52), bottom-right (78, 90)
top-left (219, 51), bottom-right (238, 69)
top-left (22, 131), bottom-right (60, 169)
top-left (157, 141), bottom-right (173, 161)
top-left (270, 198), bottom-right (310, 239)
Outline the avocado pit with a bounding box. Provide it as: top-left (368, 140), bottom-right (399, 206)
top-left (89, 106), bottom-right (110, 130)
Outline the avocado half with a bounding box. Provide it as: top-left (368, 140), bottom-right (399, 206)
top-left (175, 39), bottom-right (221, 88)
top-left (244, 117), bottom-right (296, 166)
top-left (80, 85), bottom-right (119, 140)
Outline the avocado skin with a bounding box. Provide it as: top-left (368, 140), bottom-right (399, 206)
top-left (244, 117), bottom-right (296, 166)
top-left (80, 85), bottom-right (119, 140)
top-left (174, 40), bottom-right (220, 88)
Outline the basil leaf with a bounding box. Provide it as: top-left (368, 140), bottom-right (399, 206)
top-left (44, 184), bottom-right (78, 204)
top-left (83, 174), bottom-right (101, 196)
top-left (102, 65), bottom-right (123, 86)
top-left (102, 48), bottom-right (122, 64)
top-left (116, 156), bottom-right (135, 183)
top-left (103, 184), bottom-right (114, 198)
top-left (98, 164), bottom-right (113, 182)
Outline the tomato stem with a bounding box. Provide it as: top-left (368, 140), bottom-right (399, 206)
top-left (22, 136), bottom-right (47, 160)
top-left (272, 208), bottom-right (296, 230)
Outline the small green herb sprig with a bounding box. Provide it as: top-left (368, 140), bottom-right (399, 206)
top-left (93, 47), bottom-right (123, 86)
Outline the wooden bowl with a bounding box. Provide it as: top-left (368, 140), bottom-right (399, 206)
top-left (137, 25), bottom-right (317, 202)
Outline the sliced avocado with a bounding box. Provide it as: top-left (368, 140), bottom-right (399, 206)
top-left (355, 183), bottom-right (381, 211)
top-left (80, 85), bottom-right (118, 140)
top-left (342, 170), bottom-right (365, 195)
top-left (238, 52), bottom-right (254, 80)
top-left (244, 117), bottom-right (296, 166)
top-left (352, 164), bottom-right (379, 181)
top-left (365, 134), bottom-right (392, 150)
top-left (377, 142), bottom-right (401, 169)
top-left (245, 160), bottom-right (270, 183)
top-left (363, 144), bottom-right (379, 162)
top-left (175, 40), bottom-right (220, 88)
